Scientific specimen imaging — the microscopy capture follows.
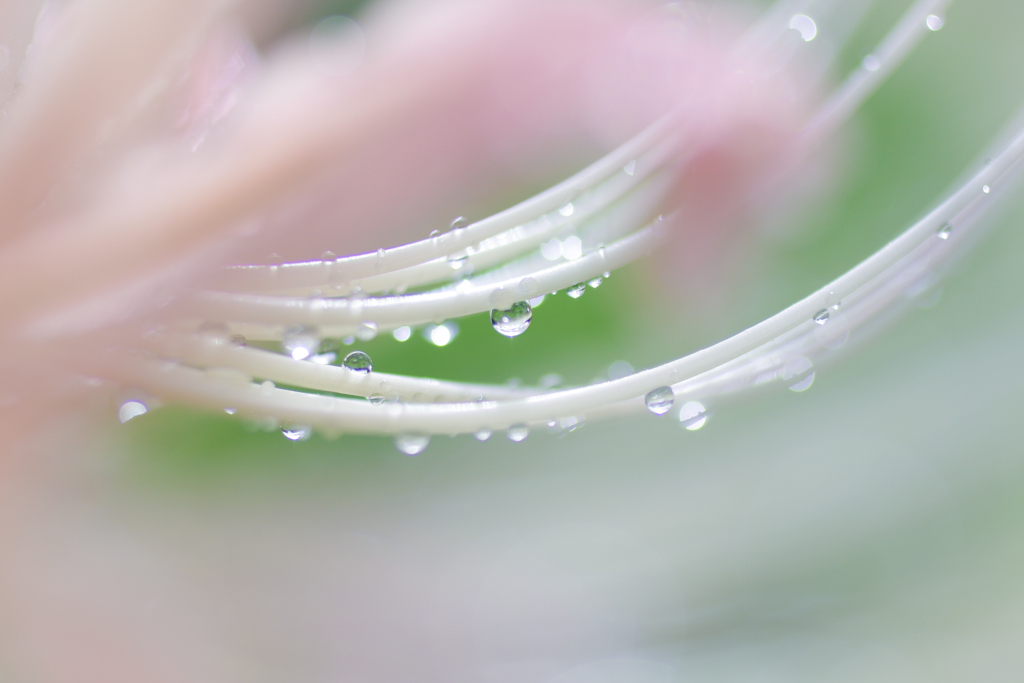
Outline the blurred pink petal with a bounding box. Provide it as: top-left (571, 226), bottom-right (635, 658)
top-left (0, 3), bottom-right (817, 675)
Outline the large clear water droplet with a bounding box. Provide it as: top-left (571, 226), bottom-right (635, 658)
top-left (491, 301), bottom-right (532, 337)
top-left (395, 434), bottom-right (430, 455)
top-left (283, 325), bottom-right (321, 361)
top-left (567, 283), bottom-right (586, 299)
top-left (588, 276), bottom-right (603, 289)
top-left (343, 350), bottom-right (372, 373)
top-left (507, 424), bottom-right (529, 442)
top-left (782, 356), bottom-right (815, 392)
top-left (645, 386), bottom-right (674, 415)
top-left (282, 425), bottom-right (311, 441)
top-left (679, 401), bottom-right (707, 430)
top-left (813, 309), bottom-right (830, 325)
top-left (118, 400), bottom-right (148, 423)
top-left (474, 429), bottom-right (492, 442)
top-left (937, 223), bottom-right (952, 239)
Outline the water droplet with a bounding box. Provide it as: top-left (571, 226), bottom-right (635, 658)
top-left (425, 321), bottom-right (458, 346)
top-left (429, 229), bottom-right (440, 239)
top-left (541, 238), bottom-right (562, 261)
top-left (559, 202), bottom-right (574, 217)
top-left (983, 185), bottom-right (991, 194)
top-left (623, 160), bottom-right (637, 176)
top-left (310, 352), bottom-right (336, 365)
top-left (321, 250), bottom-right (336, 262)
top-left (528, 294), bottom-right (546, 307)
top-left (782, 356), bottom-right (815, 392)
top-left (229, 334), bottom-right (247, 347)
top-left (489, 287), bottom-right (516, 309)
top-left (261, 380), bottom-right (275, 395)
top-left (789, 14), bottom-right (816, 41)
top-left (376, 247), bottom-right (386, 259)
top-left (450, 216), bottom-right (467, 230)
top-left (817, 308), bottom-right (850, 350)
top-left (937, 222), bottom-right (952, 239)
top-left (539, 373), bottom-right (563, 389)
top-left (560, 415), bottom-right (584, 433)
top-left (474, 429), bottom-right (492, 442)
top-left (567, 282), bottom-right (586, 299)
top-left (645, 386), bottom-right (674, 415)
top-left (393, 326), bottom-right (412, 342)
top-left (448, 250), bottom-right (468, 270)
top-left (118, 400), bottom-right (148, 423)
top-left (926, 14), bottom-right (944, 31)
top-left (343, 350), bottom-right (372, 373)
top-left (813, 309), bottom-right (830, 325)
top-left (282, 425), bottom-right (311, 441)
top-left (283, 325), bottom-right (321, 361)
top-left (608, 360), bottom-right (634, 380)
top-left (679, 401), bottom-right (707, 430)
top-left (862, 54), bottom-right (880, 72)
top-left (342, 335), bottom-right (355, 346)
top-left (518, 276), bottom-right (540, 297)
top-left (561, 235), bottom-right (583, 260)
top-left (224, 407), bottom-right (237, 415)
top-left (356, 321), bottom-right (378, 341)
top-left (197, 321), bottom-right (231, 339)
top-left (368, 394), bottom-right (385, 404)
top-left (395, 434), bottom-right (430, 455)
top-left (491, 301), bottom-right (532, 337)
top-left (603, 271), bottom-right (611, 278)
top-left (507, 424), bottom-right (529, 442)
top-left (587, 276), bottom-right (603, 288)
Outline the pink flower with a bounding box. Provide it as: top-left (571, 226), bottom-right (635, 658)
top-left (0, 2), bottom-right (814, 679)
